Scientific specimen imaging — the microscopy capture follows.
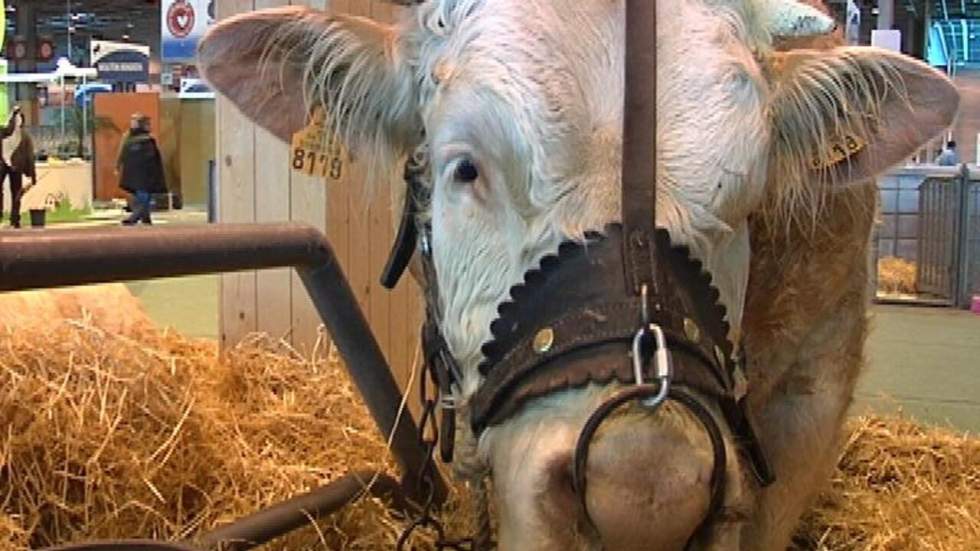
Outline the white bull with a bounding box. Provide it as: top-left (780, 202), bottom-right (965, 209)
top-left (198, 1), bottom-right (958, 548)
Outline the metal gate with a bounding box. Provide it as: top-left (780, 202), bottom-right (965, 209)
top-left (963, 180), bottom-right (980, 307)
top-left (874, 165), bottom-right (980, 308)
top-left (917, 177), bottom-right (961, 299)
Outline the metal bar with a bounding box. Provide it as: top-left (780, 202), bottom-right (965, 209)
top-left (955, 164), bottom-right (972, 307)
top-left (196, 471), bottom-right (413, 551)
top-left (0, 224), bottom-right (445, 503)
top-left (962, 18), bottom-right (969, 62)
top-left (968, 181), bottom-right (980, 304)
top-left (43, 541), bottom-right (203, 551)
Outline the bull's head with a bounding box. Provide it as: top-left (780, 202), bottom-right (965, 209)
top-left (199, 1), bottom-right (957, 548)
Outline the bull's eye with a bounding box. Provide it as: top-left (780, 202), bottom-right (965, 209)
top-left (453, 158), bottom-right (479, 183)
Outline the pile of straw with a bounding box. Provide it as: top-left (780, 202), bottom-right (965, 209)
top-left (794, 416), bottom-right (980, 550)
top-left (1, 320), bottom-right (977, 549)
top-left (877, 256), bottom-right (918, 296)
top-left (0, 321), bottom-right (415, 549)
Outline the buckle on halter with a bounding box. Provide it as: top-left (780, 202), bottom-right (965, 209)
top-left (632, 323), bottom-right (672, 408)
top-left (439, 394), bottom-right (457, 411)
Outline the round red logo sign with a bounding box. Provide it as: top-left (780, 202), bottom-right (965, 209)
top-left (167, 0), bottom-right (196, 39)
top-left (39, 42), bottom-right (54, 60)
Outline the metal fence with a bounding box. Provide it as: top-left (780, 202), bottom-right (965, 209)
top-left (873, 164), bottom-right (980, 308)
top-left (964, 180), bottom-right (980, 305)
top-left (917, 176), bottom-right (961, 297)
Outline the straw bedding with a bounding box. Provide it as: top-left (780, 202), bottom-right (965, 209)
top-left (877, 257), bottom-right (918, 296)
top-left (0, 320), bottom-right (977, 550)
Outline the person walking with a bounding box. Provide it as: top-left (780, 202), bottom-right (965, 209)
top-left (117, 113), bottom-right (166, 225)
top-left (0, 106), bottom-right (36, 228)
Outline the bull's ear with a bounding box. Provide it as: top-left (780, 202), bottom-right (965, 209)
top-left (768, 47), bottom-right (959, 188)
top-left (198, 6), bottom-right (417, 153)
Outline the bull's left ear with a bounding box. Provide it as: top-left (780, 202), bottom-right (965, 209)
top-left (768, 47), bottom-right (960, 185)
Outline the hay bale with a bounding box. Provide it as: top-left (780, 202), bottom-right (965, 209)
top-left (877, 257), bottom-right (918, 295)
top-left (0, 284), bottom-right (155, 336)
top-left (1, 321), bottom-right (976, 550)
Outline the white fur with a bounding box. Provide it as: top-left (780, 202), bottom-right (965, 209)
top-left (399, 1), bottom-right (777, 542)
top-left (199, 0), bottom-right (955, 544)
top-left (755, 0), bottom-right (836, 38)
top-left (204, 0), bottom-right (947, 547)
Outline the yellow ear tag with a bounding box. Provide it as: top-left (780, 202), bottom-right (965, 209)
top-left (810, 133), bottom-right (867, 170)
top-left (290, 110), bottom-right (345, 181)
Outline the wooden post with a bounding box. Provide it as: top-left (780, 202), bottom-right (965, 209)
top-left (216, 0), bottom-right (258, 349)
top-left (254, 0), bottom-right (294, 344)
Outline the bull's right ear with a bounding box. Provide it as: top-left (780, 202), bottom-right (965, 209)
top-left (198, 6), bottom-right (418, 153)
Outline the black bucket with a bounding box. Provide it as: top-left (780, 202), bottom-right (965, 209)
top-left (29, 208), bottom-right (46, 228)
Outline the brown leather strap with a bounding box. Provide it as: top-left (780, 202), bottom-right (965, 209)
top-left (380, 178), bottom-right (419, 289)
top-left (621, 0), bottom-right (658, 297)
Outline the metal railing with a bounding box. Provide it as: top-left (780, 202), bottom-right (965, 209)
top-left (874, 164), bottom-right (980, 308)
top-left (0, 223), bottom-right (445, 550)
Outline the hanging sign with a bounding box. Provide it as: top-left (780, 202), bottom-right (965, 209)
top-left (161, 0), bottom-right (215, 62)
top-left (7, 35), bottom-right (26, 61)
top-left (37, 36), bottom-right (55, 62)
top-left (92, 40), bottom-right (150, 84)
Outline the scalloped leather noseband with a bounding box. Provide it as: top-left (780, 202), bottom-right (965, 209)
top-left (381, 159), bottom-right (775, 547)
top-left (378, 1), bottom-right (774, 547)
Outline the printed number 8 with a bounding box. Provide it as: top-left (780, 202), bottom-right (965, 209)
top-left (292, 148), bottom-right (306, 170)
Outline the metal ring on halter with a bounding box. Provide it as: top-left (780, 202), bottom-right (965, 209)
top-left (632, 323), bottom-right (672, 408)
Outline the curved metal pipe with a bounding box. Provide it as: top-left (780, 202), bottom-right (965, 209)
top-left (0, 223), bottom-right (446, 504)
top-left (43, 541), bottom-right (203, 551)
top-left (195, 471), bottom-right (414, 551)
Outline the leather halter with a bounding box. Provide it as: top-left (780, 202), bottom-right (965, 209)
top-left (379, 0), bottom-right (776, 545)
top-left (382, 160), bottom-right (776, 541)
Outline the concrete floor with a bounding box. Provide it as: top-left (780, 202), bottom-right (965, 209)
top-left (126, 270), bottom-right (980, 432)
top-left (854, 305), bottom-right (980, 432)
top-left (126, 275), bottom-right (219, 340)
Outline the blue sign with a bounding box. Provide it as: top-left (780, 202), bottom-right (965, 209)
top-left (95, 50), bottom-right (149, 84)
top-left (74, 83), bottom-right (113, 107)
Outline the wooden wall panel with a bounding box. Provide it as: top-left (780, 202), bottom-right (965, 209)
top-left (290, 0), bottom-right (331, 355)
top-left (178, 100), bottom-right (216, 205)
top-left (255, 0), bottom-right (295, 343)
top-left (216, 0), bottom-right (424, 392)
top-left (159, 99), bottom-right (182, 199)
top-left (92, 93), bottom-right (160, 200)
top-left (217, 0), bottom-right (258, 350)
